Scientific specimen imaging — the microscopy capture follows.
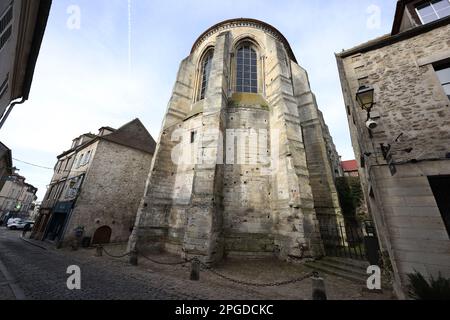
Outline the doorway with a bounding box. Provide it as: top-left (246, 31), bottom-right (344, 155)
top-left (428, 175), bottom-right (450, 238)
top-left (45, 212), bottom-right (69, 242)
top-left (92, 226), bottom-right (112, 245)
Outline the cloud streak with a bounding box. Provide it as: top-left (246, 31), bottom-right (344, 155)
top-left (1, 0), bottom-right (397, 200)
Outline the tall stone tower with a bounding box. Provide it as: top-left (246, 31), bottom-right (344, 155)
top-left (129, 19), bottom-right (343, 263)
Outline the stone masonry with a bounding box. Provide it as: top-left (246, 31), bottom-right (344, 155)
top-left (336, 6), bottom-right (450, 298)
top-left (130, 19), bottom-right (344, 264)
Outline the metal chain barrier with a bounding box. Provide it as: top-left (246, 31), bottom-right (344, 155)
top-left (97, 246), bottom-right (189, 264)
top-left (97, 246), bottom-right (318, 288)
top-left (102, 247), bottom-right (131, 259)
top-left (192, 257), bottom-right (315, 288)
top-left (138, 251), bottom-right (193, 266)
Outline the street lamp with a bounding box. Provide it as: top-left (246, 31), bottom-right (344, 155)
top-left (356, 85), bottom-right (377, 135)
top-left (356, 85), bottom-right (375, 112)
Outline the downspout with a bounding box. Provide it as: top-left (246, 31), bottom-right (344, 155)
top-left (0, 98), bottom-right (26, 130)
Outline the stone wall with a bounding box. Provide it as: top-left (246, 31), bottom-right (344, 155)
top-left (223, 105), bottom-right (273, 257)
top-left (337, 23), bottom-right (450, 297)
top-left (131, 20), bottom-right (343, 263)
top-left (63, 140), bottom-right (153, 244)
top-left (292, 63), bottom-right (344, 232)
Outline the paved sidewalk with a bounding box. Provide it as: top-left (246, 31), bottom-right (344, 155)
top-left (8, 232), bottom-right (396, 300)
top-left (65, 243), bottom-right (396, 300)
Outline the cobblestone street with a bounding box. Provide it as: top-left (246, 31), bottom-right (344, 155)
top-left (0, 228), bottom-right (394, 300)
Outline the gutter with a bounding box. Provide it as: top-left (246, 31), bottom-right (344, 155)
top-left (0, 98), bottom-right (25, 130)
top-left (0, 0), bottom-right (52, 130)
top-left (21, 0), bottom-right (52, 101)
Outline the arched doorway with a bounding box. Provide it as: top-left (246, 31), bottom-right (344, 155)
top-left (92, 226), bottom-right (112, 245)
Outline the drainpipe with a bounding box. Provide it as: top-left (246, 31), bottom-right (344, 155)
top-left (0, 98), bottom-right (26, 130)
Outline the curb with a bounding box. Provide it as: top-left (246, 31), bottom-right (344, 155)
top-left (20, 236), bottom-right (48, 251)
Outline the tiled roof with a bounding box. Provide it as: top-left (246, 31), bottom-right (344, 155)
top-left (341, 160), bottom-right (359, 172)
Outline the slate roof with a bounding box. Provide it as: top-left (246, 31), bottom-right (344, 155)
top-left (101, 119), bottom-right (156, 155)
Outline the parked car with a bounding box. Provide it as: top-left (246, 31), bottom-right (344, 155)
top-left (1, 212), bottom-right (15, 226)
top-left (7, 219), bottom-right (34, 231)
top-left (23, 221), bottom-right (35, 232)
top-left (7, 218), bottom-right (21, 227)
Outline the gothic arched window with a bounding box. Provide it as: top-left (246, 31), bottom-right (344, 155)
top-left (199, 49), bottom-right (214, 101)
top-left (236, 43), bottom-right (258, 93)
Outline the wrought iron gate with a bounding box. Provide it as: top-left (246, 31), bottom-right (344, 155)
top-left (319, 221), bottom-right (372, 261)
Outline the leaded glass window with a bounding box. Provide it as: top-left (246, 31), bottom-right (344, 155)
top-left (199, 50), bottom-right (214, 100)
top-left (236, 44), bottom-right (258, 93)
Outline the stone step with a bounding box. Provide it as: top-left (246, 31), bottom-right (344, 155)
top-left (304, 261), bottom-right (367, 284)
top-left (314, 259), bottom-right (368, 278)
top-left (324, 256), bottom-right (370, 269)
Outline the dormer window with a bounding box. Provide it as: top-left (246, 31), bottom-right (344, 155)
top-left (416, 0), bottom-right (450, 24)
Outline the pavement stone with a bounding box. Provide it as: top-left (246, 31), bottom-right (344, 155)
top-left (0, 228), bottom-right (395, 300)
top-left (0, 269), bottom-right (15, 300)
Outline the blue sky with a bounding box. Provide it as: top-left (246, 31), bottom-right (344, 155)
top-left (1, 0), bottom-right (397, 200)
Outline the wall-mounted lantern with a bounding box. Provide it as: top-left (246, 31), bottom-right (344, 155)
top-left (356, 85), bottom-right (377, 134)
top-left (356, 85), bottom-right (375, 111)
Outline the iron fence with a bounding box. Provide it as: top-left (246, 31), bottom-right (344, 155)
top-left (320, 222), bottom-right (367, 261)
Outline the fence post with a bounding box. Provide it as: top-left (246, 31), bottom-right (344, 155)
top-left (95, 246), bottom-right (103, 257)
top-left (190, 259), bottom-right (200, 281)
top-left (130, 250), bottom-right (138, 266)
top-left (311, 272), bottom-right (327, 300)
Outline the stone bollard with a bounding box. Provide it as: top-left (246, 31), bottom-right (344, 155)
top-left (95, 246), bottom-right (103, 257)
top-left (129, 250), bottom-right (138, 266)
top-left (190, 259), bottom-right (200, 281)
top-left (311, 272), bottom-right (327, 300)
top-left (70, 239), bottom-right (78, 251)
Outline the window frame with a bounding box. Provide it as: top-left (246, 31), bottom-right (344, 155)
top-left (64, 157), bottom-right (72, 171)
top-left (0, 73), bottom-right (8, 100)
top-left (433, 60), bottom-right (450, 100)
top-left (77, 154), bottom-right (85, 168)
top-left (55, 161), bottom-right (63, 173)
top-left (0, 4), bottom-right (13, 52)
top-left (234, 41), bottom-right (260, 94)
top-left (196, 47), bottom-right (215, 102)
top-left (198, 49), bottom-right (214, 101)
top-left (415, 0), bottom-right (450, 24)
top-left (190, 131), bottom-right (197, 144)
top-left (84, 151), bottom-right (92, 165)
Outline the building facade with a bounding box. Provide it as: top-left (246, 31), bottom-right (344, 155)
top-left (31, 119), bottom-right (156, 247)
top-left (0, 173), bottom-right (37, 222)
top-left (129, 18), bottom-right (344, 263)
top-left (336, 0), bottom-right (450, 298)
top-left (341, 160), bottom-right (359, 177)
top-left (0, 0), bottom-right (52, 129)
top-left (0, 141), bottom-right (13, 191)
